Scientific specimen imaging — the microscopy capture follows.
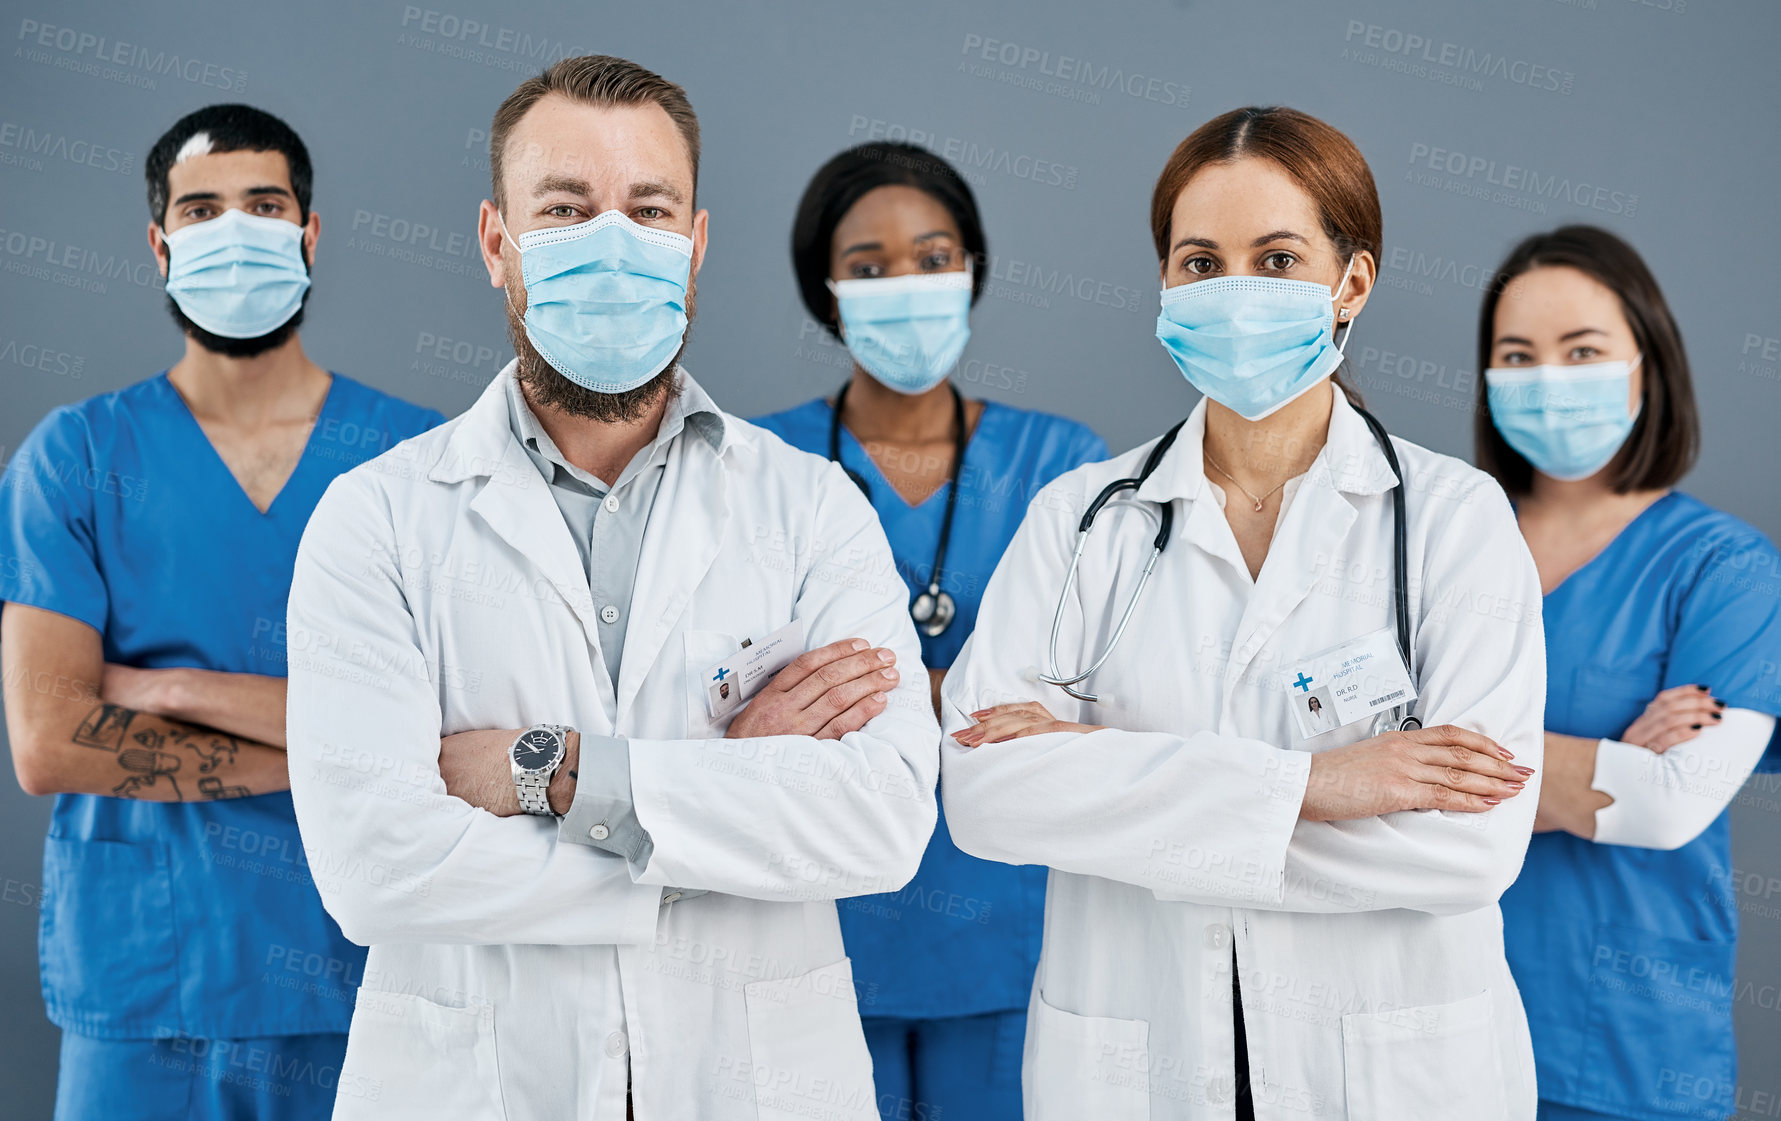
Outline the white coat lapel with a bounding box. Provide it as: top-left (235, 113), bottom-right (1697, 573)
top-left (468, 442), bottom-right (604, 648)
top-left (1223, 390), bottom-right (1397, 689)
top-left (430, 365), bottom-right (606, 649)
top-left (616, 433), bottom-right (730, 720)
top-left (1225, 468), bottom-right (1356, 689)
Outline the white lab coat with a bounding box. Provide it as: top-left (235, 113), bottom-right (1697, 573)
top-left (286, 363), bottom-right (938, 1121)
top-left (941, 387), bottom-right (1546, 1121)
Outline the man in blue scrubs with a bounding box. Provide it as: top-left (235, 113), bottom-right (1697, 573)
top-left (0, 104), bottom-right (442, 1120)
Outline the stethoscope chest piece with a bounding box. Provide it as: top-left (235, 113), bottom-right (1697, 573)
top-left (911, 586), bottom-right (956, 638)
top-left (830, 379), bottom-right (970, 641)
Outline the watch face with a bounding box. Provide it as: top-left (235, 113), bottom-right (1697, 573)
top-left (512, 729), bottom-right (560, 772)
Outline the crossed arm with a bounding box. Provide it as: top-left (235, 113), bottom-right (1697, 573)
top-left (3, 602), bottom-right (288, 801)
top-left (1536, 683), bottom-right (1773, 848)
top-left (436, 637), bottom-right (906, 816)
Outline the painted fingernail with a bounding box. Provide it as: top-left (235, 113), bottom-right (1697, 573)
top-left (1505, 781), bottom-right (1524, 791)
top-left (1714, 699), bottom-right (1726, 708)
top-left (1690, 724), bottom-right (1702, 730)
top-left (1513, 766), bottom-right (1535, 776)
top-left (1483, 798), bottom-right (1502, 805)
top-left (851, 639), bottom-right (869, 651)
top-left (1697, 683), bottom-right (1710, 691)
top-left (1497, 749), bottom-right (1516, 760)
top-left (877, 648), bottom-right (895, 663)
top-left (970, 709), bottom-right (990, 719)
top-left (1711, 712), bottom-right (1723, 721)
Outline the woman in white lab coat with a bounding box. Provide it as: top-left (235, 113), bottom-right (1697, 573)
top-left (940, 107), bottom-right (1547, 1121)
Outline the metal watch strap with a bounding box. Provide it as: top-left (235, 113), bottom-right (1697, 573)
top-left (514, 723), bottom-right (569, 816)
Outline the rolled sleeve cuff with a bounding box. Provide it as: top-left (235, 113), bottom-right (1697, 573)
top-left (558, 734), bottom-right (652, 867)
top-left (1589, 737), bottom-right (1649, 847)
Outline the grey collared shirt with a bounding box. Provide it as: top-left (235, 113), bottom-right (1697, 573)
top-left (503, 369), bottom-right (722, 895)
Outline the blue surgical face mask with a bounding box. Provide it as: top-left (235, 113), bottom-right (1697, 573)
top-left (500, 209), bottom-right (694, 394)
top-left (1485, 356), bottom-right (1642, 481)
top-left (162, 208), bottom-right (311, 339)
top-left (827, 270), bottom-right (973, 395)
top-left (1155, 257), bottom-right (1355, 420)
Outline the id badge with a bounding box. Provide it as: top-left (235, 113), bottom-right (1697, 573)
top-left (1284, 627), bottom-right (1417, 738)
top-left (703, 619), bottom-right (806, 719)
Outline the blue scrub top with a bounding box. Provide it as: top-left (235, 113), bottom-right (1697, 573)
top-left (1500, 492), bottom-right (1781, 1121)
top-left (0, 372), bottom-right (443, 1041)
top-left (753, 395), bottom-right (1107, 1019)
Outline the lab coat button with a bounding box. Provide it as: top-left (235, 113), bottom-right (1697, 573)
top-left (605, 1031), bottom-right (628, 1058)
top-left (600, 604), bottom-right (620, 624)
top-left (603, 494), bottom-right (620, 514)
top-left (589, 823), bottom-right (611, 841)
top-left (1205, 923), bottom-right (1229, 948)
top-left (662, 890), bottom-right (683, 905)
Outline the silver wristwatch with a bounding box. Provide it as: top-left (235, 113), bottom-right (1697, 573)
top-left (509, 724), bottom-right (571, 816)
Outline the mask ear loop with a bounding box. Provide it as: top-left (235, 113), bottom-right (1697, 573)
top-left (496, 212), bottom-right (524, 319)
top-left (1332, 253), bottom-right (1358, 353)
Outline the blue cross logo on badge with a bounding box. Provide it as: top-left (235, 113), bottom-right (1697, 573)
top-left (1293, 672), bottom-right (1314, 692)
top-left (713, 667), bottom-right (731, 683)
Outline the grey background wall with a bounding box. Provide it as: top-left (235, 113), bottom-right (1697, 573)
top-left (3, 0), bottom-right (1778, 1114)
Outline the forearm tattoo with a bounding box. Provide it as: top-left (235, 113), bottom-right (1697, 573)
top-left (71, 703), bottom-right (252, 801)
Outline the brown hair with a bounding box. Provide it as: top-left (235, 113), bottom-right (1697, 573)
top-left (1149, 107), bottom-right (1382, 404)
top-left (488, 55), bottom-right (700, 213)
top-left (1473, 225), bottom-right (1699, 496)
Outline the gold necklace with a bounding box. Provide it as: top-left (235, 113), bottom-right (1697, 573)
top-left (1203, 451), bottom-right (1288, 513)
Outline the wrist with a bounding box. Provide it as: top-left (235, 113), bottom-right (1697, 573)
top-left (155, 667), bottom-right (199, 722)
top-left (1544, 732), bottom-right (1606, 837)
top-left (546, 730), bottom-right (580, 815)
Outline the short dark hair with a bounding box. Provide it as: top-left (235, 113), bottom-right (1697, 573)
top-left (489, 55), bottom-right (700, 215)
top-left (146, 104), bottom-right (312, 226)
top-left (1474, 225), bottom-right (1699, 495)
top-left (791, 142), bottom-right (987, 339)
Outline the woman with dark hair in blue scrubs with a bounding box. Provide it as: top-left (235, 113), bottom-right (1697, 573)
top-left (752, 141), bottom-right (1107, 1121)
top-left (1480, 225), bottom-right (1781, 1121)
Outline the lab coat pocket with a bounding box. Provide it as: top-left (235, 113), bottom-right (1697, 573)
top-left (742, 957), bottom-right (877, 1121)
top-left (1580, 923), bottom-right (1734, 1117)
top-left (337, 989), bottom-right (506, 1120)
top-left (40, 837), bottom-right (178, 1033)
top-left (1341, 989), bottom-right (1501, 1120)
top-left (683, 629), bottom-right (741, 735)
top-left (1026, 989), bottom-right (1151, 1120)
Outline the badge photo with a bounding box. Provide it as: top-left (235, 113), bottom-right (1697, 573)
top-left (1284, 627), bottom-right (1417, 739)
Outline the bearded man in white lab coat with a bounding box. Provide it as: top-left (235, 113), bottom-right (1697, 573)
top-left (285, 55), bottom-right (939, 1121)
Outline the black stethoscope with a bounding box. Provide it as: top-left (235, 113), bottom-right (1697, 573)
top-left (828, 380), bottom-right (967, 638)
top-left (1040, 400), bottom-right (1420, 731)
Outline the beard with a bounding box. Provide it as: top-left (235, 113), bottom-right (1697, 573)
top-left (159, 239), bottom-right (311, 360)
top-left (165, 291), bottom-right (308, 359)
top-left (504, 282), bottom-right (694, 424)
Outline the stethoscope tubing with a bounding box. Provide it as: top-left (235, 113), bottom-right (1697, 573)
top-left (1044, 403), bottom-right (1419, 728)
